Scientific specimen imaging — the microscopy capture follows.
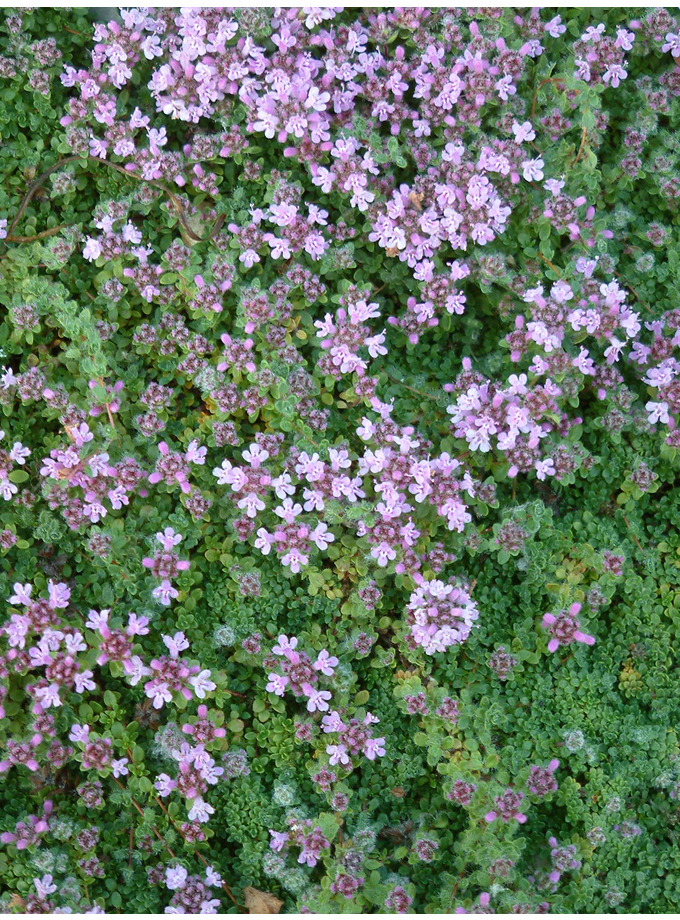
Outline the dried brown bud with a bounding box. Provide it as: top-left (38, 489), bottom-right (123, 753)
top-left (408, 191), bottom-right (424, 210)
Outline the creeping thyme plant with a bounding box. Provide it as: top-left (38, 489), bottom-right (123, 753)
top-left (3, 5), bottom-right (680, 914)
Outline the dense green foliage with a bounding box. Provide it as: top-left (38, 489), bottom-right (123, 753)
top-left (1, 6), bottom-right (680, 914)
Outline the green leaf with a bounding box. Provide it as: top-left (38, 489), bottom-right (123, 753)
top-left (582, 108), bottom-right (596, 131)
top-left (8, 469), bottom-right (28, 483)
top-left (427, 744), bottom-right (442, 766)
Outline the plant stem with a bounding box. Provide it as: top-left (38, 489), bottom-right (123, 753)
top-left (112, 775), bottom-right (239, 908)
top-left (571, 125), bottom-right (588, 166)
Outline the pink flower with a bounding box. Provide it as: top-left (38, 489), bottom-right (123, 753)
top-left (273, 635), bottom-right (297, 656)
top-left (86, 609), bottom-right (110, 631)
top-left (662, 32), bottom-right (680, 57)
top-left (603, 64), bottom-right (627, 88)
top-left (268, 202), bottom-right (297, 227)
top-left (5, 615), bottom-right (29, 648)
top-left (456, 893), bottom-right (491, 914)
top-left (266, 674), bottom-right (288, 696)
top-left (326, 744), bottom-right (350, 766)
top-left (304, 230), bottom-right (329, 259)
top-left (155, 774), bottom-right (175, 796)
top-left (34, 876), bottom-right (57, 899)
top-left (535, 458), bottom-right (555, 481)
top-left (274, 498), bottom-right (302, 523)
top-left (83, 238), bottom-right (102, 261)
top-left (485, 788), bottom-right (527, 824)
top-left (74, 670), bottom-right (96, 694)
top-left (9, 443), bottom-right (30, 464)
top-left (186, 440), bottom-right (207, 465)
top-left (157, 527), bottom-right (182, 550)
top-left (543, 603), bottom-right (595, 653)
top-left (512, 120), bottom-right (535, 144)
top-left (153, 580), bottom-right (179, 606)
top-left (281, 548), bottom-right (308, 573)
top-left (254, 528), bottom-right (275, 555)
top-left (107, 486), bottom-right (129, 510)
top-left (69, 724), bottom-right (90, 743)
top-left (269, 830), bottom-right (288, 852)
top-left (9, 583), bottom-right (32, 606)
top-left (364, 737), bottom-right (386, 760)
top-left (70, 422), bottom-right (93, 447)
top-left (148, 684), bottom-right (173, 709)
top-left (522, 158), bottom-right (544, 182)
top-left (265, 234), bottom-right (291, 259)
top-left (310, 522), bottom-right (334, 551)
top-left (304, 686), bottom-right (332, 713)
top-left (89, 137), bottom-right (109, 158)
top-left (111, 757), bottom-right (129, 778)
top-left (545, 15), bottom-right (566, 37)
top-left (322, 711), bottom-right (345, 733)
top-left (371, 542), bottom-right (396, 567)
top-left (165, 866), bottom-right (188, 891)
top-left (190, 670), bottom-right (216, 699)
top-left (242, 444), bottom-right (269, 468)
top-left (313, 650), bottom-right (338, 676)
top-left (126, 614), bottom-right (150, 636)
top-left (163, 632), bottom-right (190, 658)
top-left (48, 581), bottom-right (70, 609)
top-left (188, 798), bottom-right (214, 823)
top-left (83, 494), bottom-right (107, 522)
top-left (646, 401), bottom-right (670, 425)
top-left (34, 683), bottom-right (62, 709)
top-left (205, 867), bottom-right (223, 888)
